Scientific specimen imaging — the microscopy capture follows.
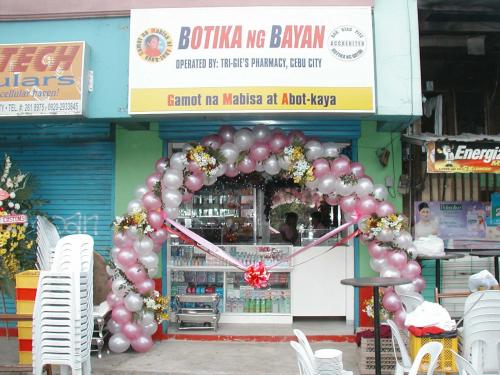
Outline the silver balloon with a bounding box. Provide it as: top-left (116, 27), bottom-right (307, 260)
top-left (234, 129), bottom-right (255, 151)
top-left (142, 321), bottom-right (158, 336)
top-left (112, 278), bottom-right (127, 295)
top-left (395, 283), bottom-right (416, 294)
top-left (334, 178), bottom-right (354, 196)
top-left (110, 246), bottom-right (121, 262)
top-left (305, 140), bottom-right (324, 161)
top-left (161, 189), bottom-right (182, 208)
top-left (134, 237), bottom-right (154, 256)
top-left (147, 267), bottom-right (158, 278)
top-left (323, 142), bottom-right (341, 158)
top-left (140, 252), bottom-right (159, 269)
top-left (161, 168), bottom-right (183, 189)
top-left (108, 333), bottom-right (131, 353)
top-left (381, 267), bottom-right (401, 278)
top-left (394, 231), bottom-right (413, 249)
top-left (255, 162), bottom-right (265, 172)
top-left (169, 152), bottom-right (187, 171)
top-left (377, 228), bottom-right (395, 242)
top-left (215, 163), bottom-right (227, 177)
top-left (140, 310), bottom-right (155, 326)
top-left (278, 155), bottom-right (291, 170)
top-left (164, 206), bottom-right (179, 219)
top-left (263, 155), bottom-right (280, 175)
top-left (372, 184), bottom-right (389, 201)
top-left (252, 124), bottom-right (271, 141)
top-left (220, 142), bottom-right (240, 164)
top-left (318, 175), bottom-right (336, 194)
top-left (127, 199), bottom-right (143, 214)
top-left (355, 177), bottom-right (374, 197)
top-left (126, 226), bottom-right (139, 241)
top-left (219, 126), bottom-right (235, 142)
top-left (124, 292), bottom-right (144, 312)
top-left (107, 319), bottom-right (122, 334)
top-left (370, 257), bottom-right (387, 272)
top-left (134, 185), bottom-right (148, 199)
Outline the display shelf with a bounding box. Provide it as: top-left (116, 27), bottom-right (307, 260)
top-left (170, 266), bottom-right (293, 272)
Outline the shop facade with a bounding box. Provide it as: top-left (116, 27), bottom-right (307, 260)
top-left (0, 0), bottom-right (421, 329)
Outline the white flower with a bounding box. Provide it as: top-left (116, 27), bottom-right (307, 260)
top-left (5, 178), bottom-right (13, 189)
top-left (0, 201), bottom-right (2, 207)
top-left (144, 225), bottom-right (154, 234)
top-left (8, 202), bottom-right (14, 208)
top-left (14, 203), bottom-right (20, 210)
top-left (9, 192), bottom-right (15, 198)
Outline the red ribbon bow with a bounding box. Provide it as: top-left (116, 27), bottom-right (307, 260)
top-left (244, 261), bottom-right (270, 289)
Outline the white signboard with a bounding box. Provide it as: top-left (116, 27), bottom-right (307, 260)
top-left (129, 7), bottom-right (375, 114)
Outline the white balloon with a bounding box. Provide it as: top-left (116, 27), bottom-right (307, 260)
top-left (162, 189), bottom-right (182, 208)
top-left (169, 152), bottom-right (187, 171)
top-left (147, 267), bottom-right (158, 278)
top-left (140, 252), bottom-right (159, 270)
top-left (395, 284), bottom-right (416, 294)
top-left (305, 140), bottom-right (324, 161)
top-left (220, 142), bottom-right (240, 164)
top-left (252, 124), bottom-right (271, 141)
top-left (142, 321), bottom-right (158, 336)
top-left (234, 129), bottom-right (255, 151)
top-left (370, 258), bottom-right (387, 272)
top-left (318, 175), bottom-right (336, 194)
top-left (263, 155), bottom-right (280, 175)
top-left (372, 184), bottom-right (389, 201)
top-left (134, 237), bottom-right (154, 256)
top-left (110, 246), bottom-right (121, 261)
top-left (134, 185), bottom-right (148, 199)
top-left (127, 199), bottom-right (143, 214)
top-left (215, 163), bottom-right (227, 177)
top-left (355, 177), bottom-right (374, 197)
top-left (394, 231), bottom-right (413, 249)
top-left (124, 292), bottom-right (144, 312)
top-left (377, 228), bottom-right (395, 242)
top-left (278, 155), bottom-right (291, 170)
top-left (107, 319), bottom-right (121, 334)
top-left (108, 333), bottom-right (130, 353)
top-left (140, 310), bottom-right (155, 326)
top-left (381, 267), bottom-right (401, 278)
top-left (323, 142), bottom-right (341, 158)
top-left (164, 206), bottom-right (179, 219)
top-left (334, 178), bottom-right (354, 196)
top-left (112, 278), bottom-right (127, 295)
top-left (162, 168), bottom-right (183, 189)
top-left (255, 162), bottom-right (265, 172)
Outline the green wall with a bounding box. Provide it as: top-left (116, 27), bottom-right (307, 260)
top-left (358, 121), bottom-right (403, 277)
top-left (114, 123), bottom-right (163, 215)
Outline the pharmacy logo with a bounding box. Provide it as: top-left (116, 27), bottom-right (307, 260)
top-left (136, 28), bottom-right (173, 63)
top-left (328, 25), bottom-right (366, 61)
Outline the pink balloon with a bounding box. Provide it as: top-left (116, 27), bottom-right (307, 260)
top-left (122, 322), bottom-right (143, 341)
top-left (393, 308), bottom-right (407, 329)
top-left (269, 132), bottom-right (289, 153)
top-left (146, 173), bottom-right (161, 191)
top-left (325, 194), bottom-right (340, 206)
top-left (150, 228), bottom-right (168, 245)
top-left (376, 201), bottom-right (395, 218)
top-left (368, 242), bottom-right (389, 260)
top-left (113, 232), bottom-right (133, 249)
top-left (142, 192), bottom-right (162, 211)
top-left (382, 292), bottom-right (402, 313)
top-left (117, 248), bottom-right (138, 267)
top-left (201, 134), bottom-right (223, 149)
top-left (225, 163), bottom-right (240, 177)
top-left (401, 261), bottom-right (422, 279)
top-left (188, 161), bottom-right (204, 176)
top-left (288, 130), bottom-right (307, 144)
top-left (179, 191), bottom-right (192, 202)
top-left (313, 159), bottom-right (331, 179)
top-left (340, 195), bottom-right (358, 213)
top-left (350, 162), bottom-right (365, 178)
top-left (387, 251), bottom-right (408, 270)
top-left (330, 157), bottom-right (351, 177)
top-left (238, 156), bottom-right (256, 174)
top-left (125, 265), bottom-right (147, 284)
top-left (155, 158), bottom-right (168, 174)
top-left (218, 125), bottom-right (236, 143)
top-left (136, 278), bottom-right (156, 294)
top-left (185, 174), bottom-right (204, 192)
top-left (356, 196), bottom-right (378, 216)
top-left (412, 276), bottom-right (426, 292)
top-left (106, 292), bottom-right (124, 308)
top-left (249, 141), bottom-right (271, 162)
top-left (147, 211), bottom-right (164, 230)
top-left (131, 334), bottom-right (154, 353)
top-left (112, 305), bottom-right (132, 325)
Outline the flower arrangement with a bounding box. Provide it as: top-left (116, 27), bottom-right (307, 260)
top-left (187, 145), bottom-right (225, 177)
top-left (282, 144), bottom-right (314, 185)
top-left (0, 154), bottom-right (38, 293)
top-left (339, 173), bottom-right (359, 186)
top-left (362, 295), bottom-right (390, 321)
top-left (143, 290), bottom-right (169, 323)
top-left (361, 214), bottom-right (408, 239)
top-left (113, 209), bottom-right (154, 237)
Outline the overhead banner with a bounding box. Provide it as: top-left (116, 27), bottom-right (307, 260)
top-left (427, 141), bottom-right (500, 174)
top-left (0, 41), bottom-right (88, 117)
top-left (129, 7), bottom-right (375, 114)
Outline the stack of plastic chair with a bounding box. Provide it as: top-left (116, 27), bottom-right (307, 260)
top-left (462, 290), bottom-right (500, 374)
top-left (450, 350), bottom-right (479, 375)
top-left (32, 234), bottom-right (94, 375)
top-left (387, 319), bottom-right (413, 375)
top-left (36, 216), bottom-right (60, 270)
top-left (290, 341), bottom-right (315, 375)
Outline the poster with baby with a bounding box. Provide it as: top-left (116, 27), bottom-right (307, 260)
top-left (414, 201), bottom-right (487, 240)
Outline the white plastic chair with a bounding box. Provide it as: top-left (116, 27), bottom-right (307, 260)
top-left (399, 292), bottom-right (424, 313)
top-left (290, 341), bottom-right (315, 375)
top-left (293, 329), bottom-right (317, 371)
top-left (386, 319), bottom-right (413, 375)
top-left (408, 342), bottom-right (443, 375)
top-left (450, 350), bottom-right (479, 375)
top-left (36, 216), bottom-right (60, 270)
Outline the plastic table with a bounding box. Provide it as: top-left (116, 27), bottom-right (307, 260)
top-left (416, 253), bottom-right (465, 293)
top-left (341, 277), bottom-right (411, 375)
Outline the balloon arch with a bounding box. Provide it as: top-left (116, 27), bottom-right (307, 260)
top-left (105, 125), bottom-right (425, 353)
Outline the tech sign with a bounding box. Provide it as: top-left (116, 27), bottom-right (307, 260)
top-left (0, 41), bottom-right (89, 117)
top-left (129, 6), bottom-right (375, 114)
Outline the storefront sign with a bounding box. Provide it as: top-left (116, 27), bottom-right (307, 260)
top-left (129, 7), bottom-right (375, 114)
top-left (414, 201), bottom-right (486, 240)
top-left (0, 214), bottom-right (27, 224)
top-left (0, 41), bottom-right (88, 117)
top-left (427, 141), bottom-right (500, 173)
